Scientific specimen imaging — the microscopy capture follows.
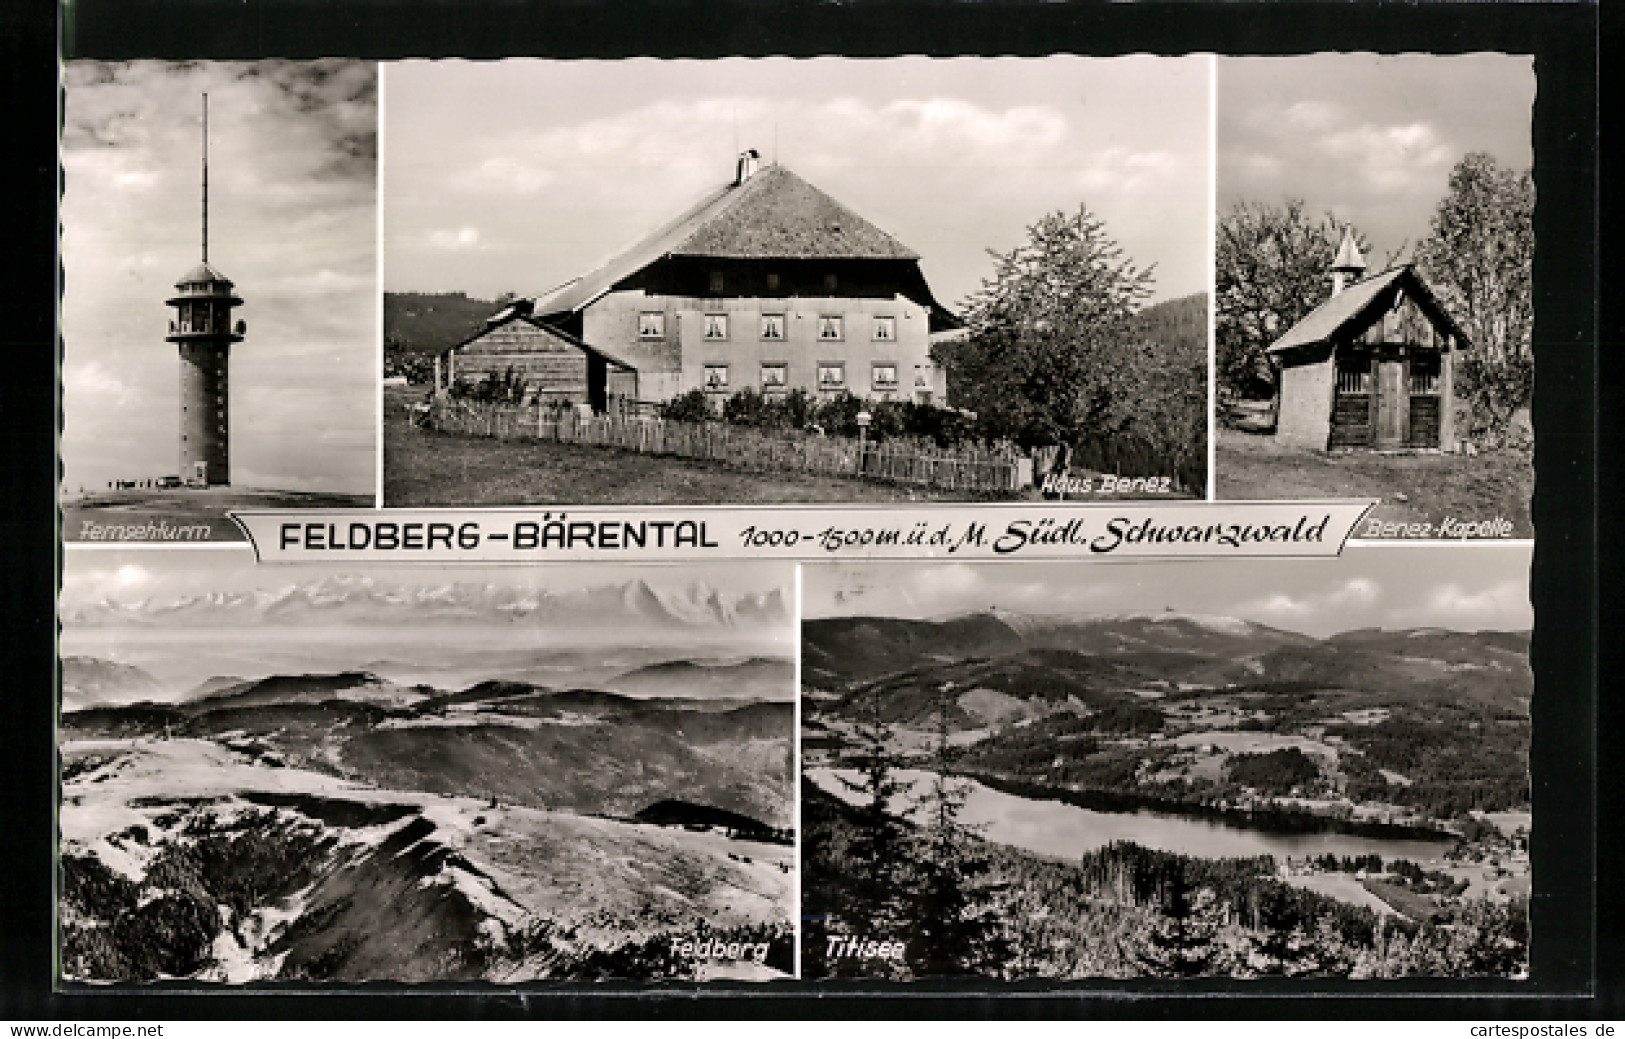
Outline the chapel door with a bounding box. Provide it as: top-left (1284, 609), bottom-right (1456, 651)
top-left (1373, 353), bottom-right (1408, 448)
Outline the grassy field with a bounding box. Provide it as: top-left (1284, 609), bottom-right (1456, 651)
top-left (383, 386), bottom-right (1011, 506)
top-left (1216, 426), bottom-right (1533, 538)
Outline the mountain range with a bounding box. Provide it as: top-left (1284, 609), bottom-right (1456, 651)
top-left (62, 577), bottom-right (790, 632)
top-left (804, 609), bottom-right (1531, 725)
top-left (62, 664), bottom-right (794, 825)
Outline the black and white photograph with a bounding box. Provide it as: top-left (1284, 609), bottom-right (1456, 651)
top-left (58, 553), bottom-right (797, 982)
top-left (800, 548), bottom-right (1531, 979)
top-left (382, 57), bottom-right (1209, 506)
top-left (1214, 54), bottom-right (1534, 538)
top-left (59, 61), bottom-right (379, 542)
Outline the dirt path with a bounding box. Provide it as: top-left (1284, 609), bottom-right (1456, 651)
top-left (1215, 427), bottom-right (1533, 538)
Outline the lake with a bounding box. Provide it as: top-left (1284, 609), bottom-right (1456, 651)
top-left (808, 767), bottom-right (1456, 864)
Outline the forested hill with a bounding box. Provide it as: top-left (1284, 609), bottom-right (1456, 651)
top-left (385, 292), bottom-right (502, 356)
top-left (1130, 292), bottom-right (1207, 365)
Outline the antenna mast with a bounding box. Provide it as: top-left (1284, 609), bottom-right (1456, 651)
top-left (201, 93), bottom-right (209, 264)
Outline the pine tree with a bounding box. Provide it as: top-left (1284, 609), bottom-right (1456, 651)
top-left (903, 682), bottom-right (1010, 978)
top-left (1126, 869), bottom-right (1226, 977)
top-left (829, 683), bottom-right (914, 969)
top-left (1242, 884), bottom-right (1322, 976)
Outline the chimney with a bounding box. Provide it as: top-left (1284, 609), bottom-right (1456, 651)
top-left (1329, 229), bottom-right (1367, 297)
top-left (735, 148), bottom-right (761, 185)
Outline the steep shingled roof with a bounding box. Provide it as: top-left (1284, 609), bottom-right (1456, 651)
top-left (535, 164), bottom-right (923, 319)
top-left (1267, 266), bottom-right (1468, 356)
top-left (669, 165), bottom-right (918, 261)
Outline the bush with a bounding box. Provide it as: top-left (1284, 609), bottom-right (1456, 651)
top-left (450, 366), bottom-right (526, 404)
top-left (659, 389), bottom-right (714, 424)
top-left (384, 343), bottom-right (436, 385)
top-left (722, 387), bottom-right (771, 427)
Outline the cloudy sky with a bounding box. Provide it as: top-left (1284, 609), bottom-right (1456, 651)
top-left (803, 544), bottom-right (1532, 637)
top-left (383, 56), bottom-right (1211, 308)
top-left (60, 61), bottom-right (378, 494)
top-left (1218, 53), bottom-right (1534, 269)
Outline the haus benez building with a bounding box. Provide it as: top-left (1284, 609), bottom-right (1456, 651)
top-left (440, 153), bottom-right (960, 411)
top-left (1267, 233), bottom-right (1470, 453)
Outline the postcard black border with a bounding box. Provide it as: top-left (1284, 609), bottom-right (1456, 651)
top-left (4, 0), bottom-right (1609, 1020)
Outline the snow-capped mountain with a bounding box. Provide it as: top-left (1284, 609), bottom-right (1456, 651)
top-left (61, 577), bottom-right (790, 632)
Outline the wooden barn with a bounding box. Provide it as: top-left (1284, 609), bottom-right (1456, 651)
top-left (1268, 236), bottom-right (1471, 452)
top-left (435, 306), bottom-right (638, 412)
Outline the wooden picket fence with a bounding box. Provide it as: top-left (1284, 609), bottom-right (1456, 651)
top-left (430, 398), bottom-right (1026, 494)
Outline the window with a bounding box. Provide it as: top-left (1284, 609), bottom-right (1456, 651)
top-left (871, 364), bottom-right (899, 391)
top-left (1410, 355), bottom-right (1442, 394)
top-left (873, 316), bottom-right (896, 342)
top-left (765, 272), bottom-right (781, 292)
top-left (709, 271), bottom-right (725, 294)
top-left (703, 364), bottom-right (730, 391)
top-left (823, 273), bottom-right (839, 292)
top-left (914, 364), bottom-right (929, 387)
top-left (1336, 355), bottom-right (1371, 394)
top-left (817, 315), bottom-right (844, 341)
top-left (760, 314), bottom-right (785, 340)
top-left (817, 363), bottom-right (846, 390)
top-left (704, 313), bottom-right (729, 340)
top-left (638, 311), bottom-right (666, 338)
top-left (761, 363), bottom-right (788, 391)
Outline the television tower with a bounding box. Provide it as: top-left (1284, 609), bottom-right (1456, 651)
top-left (165, 93), bottom-right (244, 486)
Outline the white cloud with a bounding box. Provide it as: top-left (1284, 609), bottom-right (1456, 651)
top-left (455, 156), bottom-right (556, 195)
top-left (429, 226), bottom-right (482, 250)
top-left (912, 563), bottom-right (985, 602)
top-left (1246, 99), bottom-right (1453, 198)
top-left (1075, 147), bottom-right (1184, 195)
top-left (62, 361), bottom-right (136, 408)
top-left (266, 268), bottom-right (376, 296)
top-left (1389, 579), bottom-right (1528, 631)
top-left (1232, 577), bottom-right (1383, 625)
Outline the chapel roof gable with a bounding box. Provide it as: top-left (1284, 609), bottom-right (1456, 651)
top-left (1266, 265), bottom-right (1469, 357)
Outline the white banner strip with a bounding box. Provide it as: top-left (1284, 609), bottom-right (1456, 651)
top-left (231, 501), bottom-right (1376, 564)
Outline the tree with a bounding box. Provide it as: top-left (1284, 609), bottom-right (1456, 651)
top-left (1126, 870), bottom-right (1228, 977)
top-left (1216, 200), bottom-right (1366, 402)
top-left (827, 684), bottom-right (914, 973)
top-left (1242, 883), bottom-right (1322, 976)
top-left (934, 205), bottom-right (1155, 449)
top-left (1414, 153), bottom-right (1535, 444)
top-left (904, 683), bottom-right (1009, 977)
